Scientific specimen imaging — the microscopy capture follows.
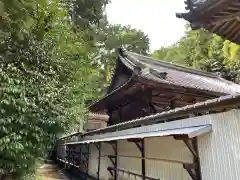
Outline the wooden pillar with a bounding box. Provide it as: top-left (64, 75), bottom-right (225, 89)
top-left (193, 138), bottom-right (202, 180)
top-left (114, 141), bottom-right (118, 180)
top-left (170, 99), bottom-right (175, 109)
top-left (79, 144), bottom-right (82, 168)
top-left (148, 89), bottom-right (157, 114)
top-left (64, 139), bottom-right (67, 169)
top-left (86, 144), bottom-right (90, 174)
top-left (97, 143), bottom-right (101, 179)
top-left (141, 139), bottom-right (146, 180)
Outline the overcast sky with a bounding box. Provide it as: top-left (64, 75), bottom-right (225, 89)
top-left (106, 0), bottom-right (188, 51)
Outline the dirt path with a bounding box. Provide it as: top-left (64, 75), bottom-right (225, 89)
top-left (37, 164), bottom-right (69, 180)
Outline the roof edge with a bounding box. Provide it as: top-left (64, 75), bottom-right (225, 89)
top-left (89, 75), bottom-right (136, 111)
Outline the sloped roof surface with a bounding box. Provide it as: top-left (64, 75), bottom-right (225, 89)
top-left (121, 51), bottom-right (240, 94)
top-left (66, 125), bottom-right (212, 144)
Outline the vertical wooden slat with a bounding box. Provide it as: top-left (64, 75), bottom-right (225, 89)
top-left (97, 143), bottom-right (101, 179)
top-left (193, 138), bottom-right (202, 180)
top-left (142, 139), bottom-right (146, 180)
top-left (114, 141), bottom-right (118, 180)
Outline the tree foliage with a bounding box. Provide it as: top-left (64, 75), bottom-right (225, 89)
top-left (4, 0), bottom-right (240, 178)
top-left (0, 0), bottom-right (100, 178)
top-left (0, 0), bottom-right (150, 178)
top-left (70, 0), bottom-right (110, 27)
top-left (152, 25), bottom-right (240, 82)
top-left (92, 23), bottom-right (150, 92)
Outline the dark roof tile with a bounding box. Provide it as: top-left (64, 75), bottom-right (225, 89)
top-left (123, 51), bottom-right (240, 94)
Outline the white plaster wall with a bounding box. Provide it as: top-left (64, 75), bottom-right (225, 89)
top-left (87, 142), bottom-right (114, 180)
top-left (197, 109), bottom-right (240, 180)
top-left (99, 142), bottom-right (114, 180)
top-left (145, 136), bottom-right (192, 180)
top-left (144, 109), bottom-right (240, 180)
top-left (116, 138), bottom-right (193, 180)
top-left (88, 144), bottom-right (98, 177)
top-left (117, 140), bottom-right (142, 180)
top-left (84, 109), bottom-right (240, 180)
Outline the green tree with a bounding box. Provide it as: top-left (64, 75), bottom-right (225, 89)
top-left (0, 0), bottom-right (101, 178)
top-left (91, 24), bottom-right (150, 94)
top-left (0, 0), bottom-right (150, 177)
top-left (222, 40), bottom-right (240, 82)
top-left (151, 24), bottom-right (239, 82)
top-left (70, 0), bottom-right (110, 27)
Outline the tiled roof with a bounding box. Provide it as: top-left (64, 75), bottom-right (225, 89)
top-left (122, 51), bottom-right (240, 94)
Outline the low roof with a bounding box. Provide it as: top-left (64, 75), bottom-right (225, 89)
top-left (61, 94), bottom-right (240, 140)
top-left (176, 0), bottom-right (240, 44)
top-left (66, 125), bottom-right (212, 144)
top-left (86, 94), bottom-right (240, 136)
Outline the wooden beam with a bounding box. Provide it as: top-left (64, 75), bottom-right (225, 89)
top-left (149, 85), bottom-right (219, 99)
top-left (183, 164), bottom-right (198, 180)
top-left (198, 0), bottom-right (235, 17)
top-left (211, 11), bottom-right (240, 25)
top-left (220, 19), bottom-right (237, 35)
top-left (183, 140), bottom-right (198, 159)
top-left (102, 155), bottom-right (191, 165)
top-left (228, 21), bottom-right (240, 39)
top-left (149, 102), bottom-right (158, 113)
top-left (210, 21), bottom-right (220, 33)
top-left (231, 24), bottom-right (240, 41)
top-left (107, 167), bottom-right (158, 180)
top-left (216, 20), bottom-right (230, 35)
top-left (227, 6), bottom-right (240, 11)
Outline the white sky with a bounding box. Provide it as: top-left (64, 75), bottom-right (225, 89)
top-left (106, 0), bottom-right (188, 51)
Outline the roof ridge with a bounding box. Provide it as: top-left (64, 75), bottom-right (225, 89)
top-left (126, 51), bottom-right (221, 79)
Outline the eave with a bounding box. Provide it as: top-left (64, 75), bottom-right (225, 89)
top-left (89, 71), bottom-right (222, 113)
top-left (177, 0), bottom-right (240, 44)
